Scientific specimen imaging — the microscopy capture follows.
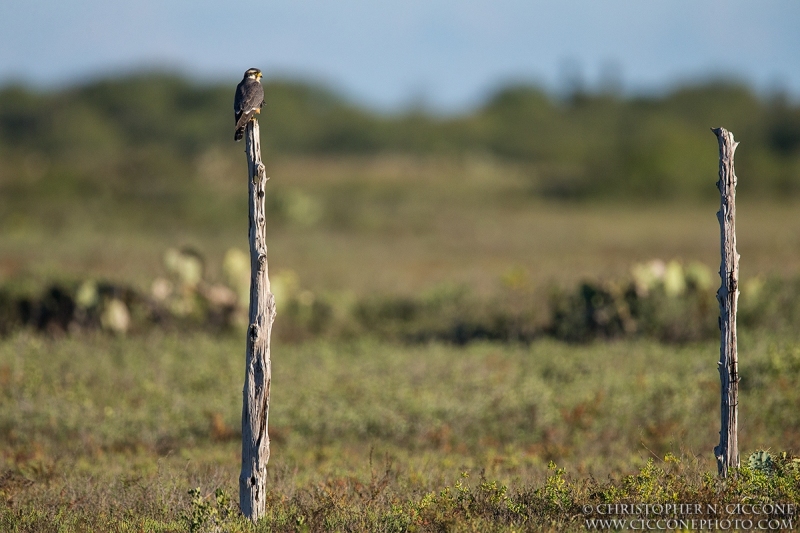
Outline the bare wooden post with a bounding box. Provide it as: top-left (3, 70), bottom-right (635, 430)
top-left (240, 118), bottom-right (276, 520)
top-left (712, 127), bottom-right (740, 477)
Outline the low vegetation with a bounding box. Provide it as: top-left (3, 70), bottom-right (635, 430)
top-left (2, 73), bottom-right (800, 530)
top-left (2, 332), bottom-right (800, 530)
top-left (4, 251), bottom-right (800, 347)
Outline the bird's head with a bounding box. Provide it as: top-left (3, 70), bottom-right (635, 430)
top-left (244, 68), bottom-right (263, 80)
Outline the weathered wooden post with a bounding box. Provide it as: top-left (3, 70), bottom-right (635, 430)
top-left (240, 118), bottom-right (276, 520)
top-left (712, 127), bottom-right (740, 477)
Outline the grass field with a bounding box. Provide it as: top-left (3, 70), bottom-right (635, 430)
top-left (2, 331), bottom-right (800, 531)
top-left (3, 154), bottom-right (800, 531)
top-left (4, 155), bottom-right (800, 297)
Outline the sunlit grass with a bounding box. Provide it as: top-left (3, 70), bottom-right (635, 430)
top-left (2, 331), bottom-right (800, 529)
top-left (3, 155), bottom-right (800, 299)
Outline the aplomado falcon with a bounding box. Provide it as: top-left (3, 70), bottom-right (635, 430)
top-left (233, 68), bottom-right (265, 141)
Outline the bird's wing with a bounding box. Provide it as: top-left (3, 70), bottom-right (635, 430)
top-left (235, 109), bottom-right (257, 132)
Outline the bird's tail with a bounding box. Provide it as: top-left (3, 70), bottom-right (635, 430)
top-left (234, 126), bottom-right (245, 142)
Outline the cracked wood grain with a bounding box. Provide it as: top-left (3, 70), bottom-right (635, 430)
top-left (240, 119), bottom-right (276, 521)
top-left (712, 127), bottom-right (740, 478)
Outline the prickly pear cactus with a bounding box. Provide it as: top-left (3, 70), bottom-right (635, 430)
top-left (748, 450), bottom-right (774, 473)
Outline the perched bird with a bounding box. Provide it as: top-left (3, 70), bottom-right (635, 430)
top-left (233, 68), bottom-right (265, 141)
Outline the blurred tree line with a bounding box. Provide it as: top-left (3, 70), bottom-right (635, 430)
top-left (1, 71), bottom-right (799, 207)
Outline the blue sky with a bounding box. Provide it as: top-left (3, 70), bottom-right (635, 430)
top-left (1, 1), bottom-right (799, 111)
